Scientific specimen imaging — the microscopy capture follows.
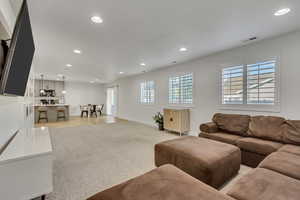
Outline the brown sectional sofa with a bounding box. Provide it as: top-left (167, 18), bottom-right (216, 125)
top-left (88, 113), bottom-right (300, 200)
top-left (200, 113), bottom-right (300, 167)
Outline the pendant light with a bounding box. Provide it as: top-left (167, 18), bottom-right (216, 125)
top-left (40, 74), bottom-right (45, 95)
top-left (62, 76), bottom-right (66, 94)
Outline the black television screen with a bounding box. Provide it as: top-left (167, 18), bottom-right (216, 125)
top-left (0, 0), bottom-right (35, 96)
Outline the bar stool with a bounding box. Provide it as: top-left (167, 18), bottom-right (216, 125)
top-left (38, 107), bottom-right (48, 123)
top-left (57, 107), bottom-right (66, 121)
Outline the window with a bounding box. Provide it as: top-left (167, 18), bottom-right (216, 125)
top-left (222, 60), bottom-right (277, 106)
top-left (169, 73), bottom-right (193, 104)
top-left (247, 61), bottom-right (276, 105)
top-left (222, 65), bottom-right (244, 104)
top-left (140, 81), bottom-right (155, 104)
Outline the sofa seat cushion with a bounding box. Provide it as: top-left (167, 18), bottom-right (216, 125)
top-left (227, 168), bottom-right (300, 200)
top-left (259, 152), bottom-right (300, 180)
top-left (213, 113), bottom-right (250, 136)
top-left (283, 120), bottom-right (300, 145)
top-left (236, 137), bottom-right (283, 155)
top-left (247, 116), bottom-right (285, 143)
top-left (87, 164), bottom-right (235, 200)
top-left (278, 144), bottom-right (300, 156)
top-left (200, 132), bottom-right (242, 145)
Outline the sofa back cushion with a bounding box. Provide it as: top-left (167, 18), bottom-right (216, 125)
top-left (212, 113), bottom-right (250, 136)
top-left (283, 120), bottom-right (300, 145)
top-left (247, 116), bottom-right (285, 142)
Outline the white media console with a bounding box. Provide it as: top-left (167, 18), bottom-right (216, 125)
top-left (0, 127), bottom-right (53, 200)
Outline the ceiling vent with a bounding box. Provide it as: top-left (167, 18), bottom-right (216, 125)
top-left (243, 37), bottom-right (258, 43)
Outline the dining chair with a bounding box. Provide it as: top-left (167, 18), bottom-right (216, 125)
top-left (97, 104), bottom-right (104, 116)
top-left (80, 105), bottom-right (89, 117)
top-left (90, 105), bottom-right (97, 117)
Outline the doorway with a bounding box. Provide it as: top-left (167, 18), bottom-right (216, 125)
top-left (106, 87), bottom-right (118, 116)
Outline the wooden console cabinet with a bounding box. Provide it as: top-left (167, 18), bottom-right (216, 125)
top-left (163, 109), bottom-right (190, 136)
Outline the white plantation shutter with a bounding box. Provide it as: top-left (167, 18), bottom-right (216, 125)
top-left (169, 73), bottom-right (193, 104)
top-left (169, 76), bottom-right (180, 104)
top-left (247, 61), bottom-right (276, 105)
top-left (140, 81), bottom-right (155, 104)
top-left (222, 66), bottom-right (244, 104)
top-left (221, 60), bottom-right (278, 107)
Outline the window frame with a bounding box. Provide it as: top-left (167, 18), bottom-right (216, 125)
top-left (168, 73), bottom-right (194, 106)
top-left (139, 80), bottom-right (155, 104)
top-left (219, 59), bottom-right (280, 112)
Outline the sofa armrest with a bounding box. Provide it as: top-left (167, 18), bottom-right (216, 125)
top-left (200, 122), bottom-right (219, 133)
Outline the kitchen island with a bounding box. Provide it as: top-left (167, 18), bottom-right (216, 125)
top-left (34, 105), bottom-right (70, 123)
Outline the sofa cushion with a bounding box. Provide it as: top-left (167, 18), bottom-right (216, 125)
top-left (247, 116), bottom-right (285, 142)
top-left (200, 132), bottom-right (242, 145)
top-left (278, 144), bottom-right (300, 156)
top-left (236, 137), bottom-right (283, 155)
top-left (200, 122), bottom-right (219, 133)
top-left (227, 168), bottom-right (300, 200)
top-left (87, 164), bottom-right (235, 200)
top-left (212, 113), bottom-right (250, 136)
top-left (259, 152), bottom-right (300, 180)
top-left (283, 120), bottom-right (300, 145)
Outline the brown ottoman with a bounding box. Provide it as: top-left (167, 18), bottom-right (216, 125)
top-left (155, 136), bottom-right (241, 188)
top-left (87, 164), bottom-right (235, 200)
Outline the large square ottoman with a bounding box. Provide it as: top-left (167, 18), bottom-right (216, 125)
top-left (155, 136), bottom-right (241, 188)
top-left (87, 164), bottom-right (235, 200)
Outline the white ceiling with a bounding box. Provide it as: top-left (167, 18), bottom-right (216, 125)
top-left (10, 0), bottom-right (300, 83)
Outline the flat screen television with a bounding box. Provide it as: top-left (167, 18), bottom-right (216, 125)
top-left (0, 0), bottom-right (35, 96)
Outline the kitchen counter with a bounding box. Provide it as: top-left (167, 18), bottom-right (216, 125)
top-left (34, 104), bottom-right (69, 107)
top-left (34, 105), bottom-right (70, 123)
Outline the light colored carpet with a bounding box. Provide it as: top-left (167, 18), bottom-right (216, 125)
top-left (45, 120), bottom-right (252, 200)
top-left (47, 120), bottom-right (178, 200)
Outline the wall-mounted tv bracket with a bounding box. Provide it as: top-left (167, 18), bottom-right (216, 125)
top-left (0, 39), bottom-right (10, 77)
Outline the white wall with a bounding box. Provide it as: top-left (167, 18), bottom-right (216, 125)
top-left (109, 31), bottom-right (300, 135)
top-left (0, 0), bottom-right (35, 150)
top-left (0, 0), bottom-right (15, 35)
top-left (65, 81), bottom-right (106, 116)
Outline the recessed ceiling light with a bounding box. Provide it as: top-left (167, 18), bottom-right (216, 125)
top-left (73, 49), bottom-right (82, 54)
top-left (119, 72), bottom-right (124, 74)
top-left (91, 16), bottom-right (103, 24)
top-left (274, 8), bottom-right (291, 16)
top-left (90, 81), bottom-right (95, 84)
top-left (140, 63), bottom-right (146, 66)
top-left (179, 47), bottom-right (188, 52)
top-left (66, 64), bottom-right (72, 67)
top-left (57, 74), bottom-right (63, 77)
